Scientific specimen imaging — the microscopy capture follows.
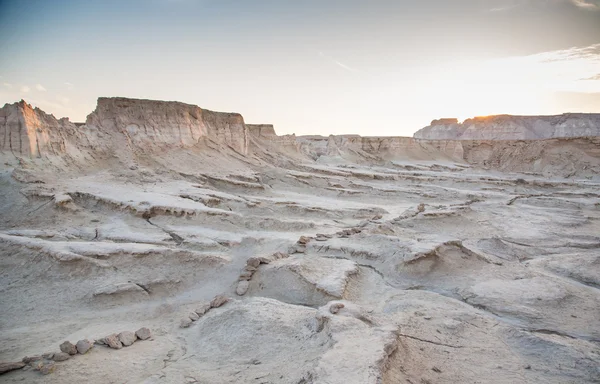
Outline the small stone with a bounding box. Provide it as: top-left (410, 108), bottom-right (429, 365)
top-left (195, 303), bottom-right (211, 316)
top-left (135, 327), bottom-right (152, 340)
top-left (246, 257), bottom-right (261, 268)
top-left (76, 339), bottom-right (93, 354)
top-left (189, 312), bottom-right (200, 321)
top-left (22, 355), bottom-right (42, 364)
top-left (244, 265), bottom-right (257, 272)
top-left (118, 331), bottom-right (137, 347)
top-left (180, 318), bottom-right (193, 328)
top-left (315, 236), bottom-right (328, 242)
top-left (52, 352), bottom-right (70, 362)
top-left (297, 236), bottom-right (311, 244)
top-left (424, 316), bottom-right (432, 320)
top-left (59, 341), bottom-right (77, 355)
top-left (432, 366), bottom-right (442, 373)
top-left (524, 365), bottom-right (531, 370)
top-left (239, 271), bottom-right (253, 280)
top-left (104, 334), bottom-right (123, 349)
top-left (0, 361), bottom-right (26, 374)
top-left (39, 362), bottom-right (56, 375)
top-left (236, 280), bottom-right (250, 296)
top-left (329, 303), bottom-right (345, 314)
top-left (210, 295), bottom-right (229, 308)
top-left (417, 203), bottom-right (425, 213)
top-left (42, 352), bottom-right (54, 360)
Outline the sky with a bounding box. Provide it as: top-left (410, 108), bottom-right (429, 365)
top-left (0, 0), bottom-right (599, 136)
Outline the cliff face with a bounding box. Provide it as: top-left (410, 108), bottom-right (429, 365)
top-left (0, 100), bottom-right (84, 158)
top-left (0, 98), bottom-right (251, 160)
top-left (414, 113), bottom-right (600, 140)
top-left (86, 97), bottom-right (248, 154)
top-left (3, 98), bottom-right (598, 178)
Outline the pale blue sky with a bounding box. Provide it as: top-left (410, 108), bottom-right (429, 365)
top-left (1, 0), bottom-right (599, 135)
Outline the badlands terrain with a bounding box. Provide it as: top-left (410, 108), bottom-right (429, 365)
top-left (1, 98), bottom-right (600, 383)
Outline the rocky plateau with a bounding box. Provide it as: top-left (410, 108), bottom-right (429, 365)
top-left (0, 98), bottom-right (599, 383)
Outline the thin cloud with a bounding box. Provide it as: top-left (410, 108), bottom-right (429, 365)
top-left (20, 85), bottom-right (30, 93)
top-left (64, 82), bottom-right (74, 90)
top-left (571, 0), bottom-right (600, 9)
top-left (481, 43), bottom-right (600, 94)
top-left (318, 51), bottom-right (358, 73)
top-left (3, 83), bottom-right (13, 88)
top-left (35, 84), bottom-right (47, 92)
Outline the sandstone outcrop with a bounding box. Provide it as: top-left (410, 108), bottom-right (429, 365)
top-left (414, 113), bottom-right (600, 140)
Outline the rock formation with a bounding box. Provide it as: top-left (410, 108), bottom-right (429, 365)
top-left (1, 97), bottom-right (599, 383)
top-left (414, 113), bottom-right (600, 140)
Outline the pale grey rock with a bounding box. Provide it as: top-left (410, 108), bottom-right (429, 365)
top-left (210, 295), bottom-right (229, 308)
top-left (52, 352), bottom-right (70, 362)
top-left (39, 361), bottom-right (56, 375)
top-left (118, 331), bottom-right (137, 346)
top-left (195, 303), bottom-right (211, 316)
top-left (22, 355), bottom-right (42, 364)
top-left (103, 334), bottom-right (123, 349)
top-left (236, 280), bottom-right (250, 296)
top-left (246, 257), bottom-right (261, 268)
top-left (189, 312), bottom-right (200, 321)
top-left (135, 327), bottom-right (152, 340)
top-left (180, 318), bottom-right (193, 328)
top-left (0, 361), bottom-right (25, 374)
top-left (76, 339), bottom-right (93, 354)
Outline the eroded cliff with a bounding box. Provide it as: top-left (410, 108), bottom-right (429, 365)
top-left (414, 113), bottom-right (600, 140)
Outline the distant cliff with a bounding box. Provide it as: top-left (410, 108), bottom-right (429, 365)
top-left (2, 98), bottom-right (599, 178)
top-left (414, 114), bottom-right (600, 140)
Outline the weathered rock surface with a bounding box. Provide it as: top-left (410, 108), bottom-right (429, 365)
top-left (1, 97), bottom-right (600, 384)
top-left (103, 334), bottom-right (123, 349)
top-left (414, 113), bottom-right (600, 140)
top-left (59, 341), bottom-right (77, 355)
top-left (135, 327), bottom-right (152, 340)
top-left (76, 339), bottom-right (93, 354)
top-left (52, 352), bottom-right (70, 362)
top-left (117, 331), bottom-right (137, 346)
top-left (0, 361), bottom-right (26, 374)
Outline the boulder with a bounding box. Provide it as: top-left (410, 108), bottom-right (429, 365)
top-left (180, 318), bottom-right (193, 328)
top-left (236, 280), bottom-right (250, 296)
top-left (39, 362), bottom-right (56, 375)
top-left (59, 341), bottom-right (78, 355)
top-left (118, 331), bottom-right (137, 347)
top-left (135, 327), bottom-right (152, 340)
top-left (22, 355), bottom-right (42, 364)
top-left (52, 352), bottom-right (70, 362)
top-left (0, 361), bottom-right (26, 374)
top-left (189, 312), bottom-right (200, 321)
top-left (195, 303), bottom-right (211, 316)
top-left (246, 257), bottom-right (261, 268)
top-left (103, 334), bottom-right (123, 349)
top-left (210, 295), bottom-right (229, 308)
top-left (76, 339), bottom-right (93, 354)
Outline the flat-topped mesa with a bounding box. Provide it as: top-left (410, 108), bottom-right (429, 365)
top-left (85, 97), bottom-right (249, 154)
top-left (414, 113), bottom-right (600, 140)
top-left (0, 100), bottom-right (82, 158)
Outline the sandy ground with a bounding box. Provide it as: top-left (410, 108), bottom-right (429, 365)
top-left (1, 145), bottom-right (599, 383)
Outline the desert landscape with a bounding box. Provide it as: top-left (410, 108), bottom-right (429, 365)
top-left (0, 97), bottom-right (599, 383)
